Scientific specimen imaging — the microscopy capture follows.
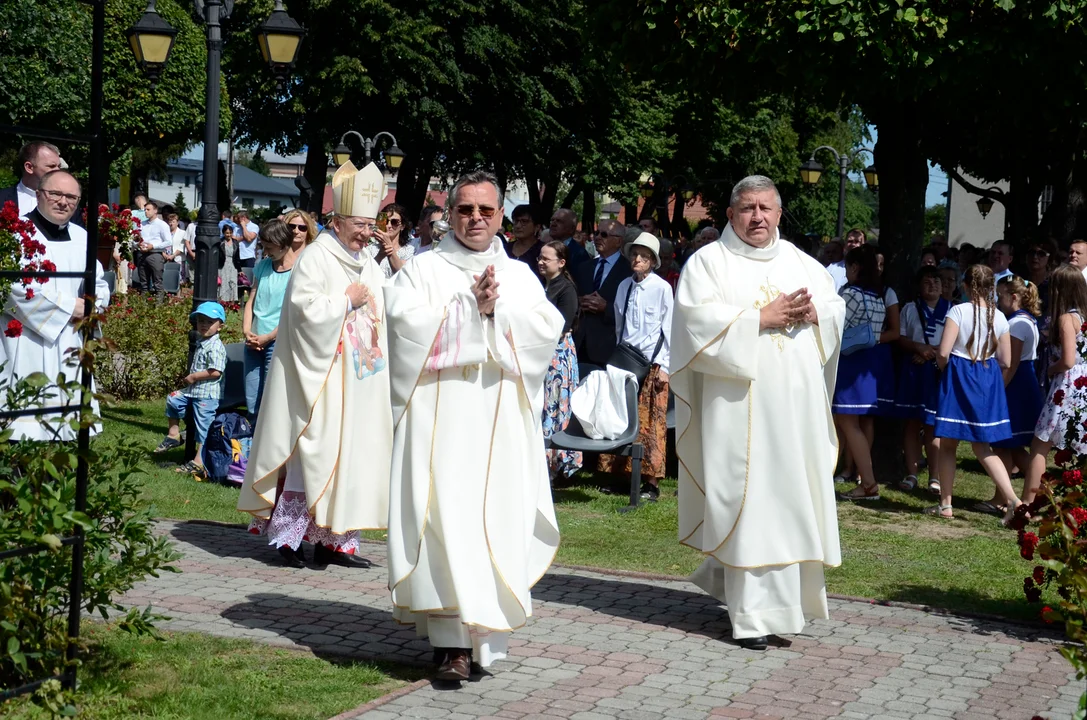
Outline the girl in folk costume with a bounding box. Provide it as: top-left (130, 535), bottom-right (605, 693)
top-left (893, 266), bottom-right (949, 492)
top-left (985, 276), bottom-right (1044, 514)
top-left (1018, 265), bottom-right (1087, 510)
top-left (874, 248), bottom-right (901, 415)
top-left (835, 244), bottom-right (892, 501)
top-left (927, 265), bottom-right (1022, 521)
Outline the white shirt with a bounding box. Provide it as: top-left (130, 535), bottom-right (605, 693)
top-left (590, 251), bottom-right (621, 288)
top-left (993, 268), bottom-right (1014, 283)
top-left (828, 261), bottom-right (848, 291)
top-left (884, 287), bottom-right (899, 307)
top-left (170, 228), bottom-right (187, 263)
top-left (237, 220), bottom-right (260, 259)
top-left (1007, 313), bottom-right (1039, 361)
top-left (947, 302), bottom-right (1010, 360)
top-left (140, 217), bottom-right (173, 252)
top-left (16, 182), bottom-right (36, 216)
top-left (613, 272), bottom-right (673, 372)
top-left (900, 299), bottom-right (947, 346)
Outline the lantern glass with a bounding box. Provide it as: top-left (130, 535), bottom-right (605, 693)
top-left (863, 164), bottom-right (879, 191)
top-left (130, 31), bottom-right (174, 64)
top-left (384, 145), bottom-right (405, 170)
top-left (682, 188), bottom-right (695, 201)
top-left (976, 196), bottom-right (995, 218)
top-left (640, 183), bottom-right (654, 199)
top-left (333, 143), bottom-right (352, 167)
top-left (799, 159), bottom-right (823, 186)
top-left (258, 31), bottom-right (302, 66)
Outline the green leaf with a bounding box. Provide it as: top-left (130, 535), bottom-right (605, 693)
top-left (39, 533), bottom-right (62, 551)
top-left (832, 31), bottom-right (845, 41)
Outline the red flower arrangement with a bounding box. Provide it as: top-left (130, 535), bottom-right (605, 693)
top-left (85, 203), bottom-right (141, 265)
top-left (0, 201), bottom-right (51, 337)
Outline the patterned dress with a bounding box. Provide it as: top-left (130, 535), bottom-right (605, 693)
top-left (219, 240), bottom-right (239, 302)
top-left (542, 332), bottom-right (582, 478)
top-left (1035, 313), bottom-right (1087, 450)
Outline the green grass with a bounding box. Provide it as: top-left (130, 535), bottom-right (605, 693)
top-left (2, 624), bottom-right (416, 720)
top-left (98, 400), bottom-right (1050, 622)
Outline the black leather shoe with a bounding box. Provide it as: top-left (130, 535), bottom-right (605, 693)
top-left (312, 543), bottom-right (373, 569)
top-left (277, 545), bottom-right (305, 568)
top-left (738, 635), bottom-right (768, 650)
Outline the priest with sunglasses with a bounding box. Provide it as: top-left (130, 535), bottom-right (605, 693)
top-left (384, 171), bottom-right (564, 681)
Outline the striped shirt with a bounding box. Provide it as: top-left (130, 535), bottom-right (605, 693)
top-left (183, 335), bottom-right (227, 400)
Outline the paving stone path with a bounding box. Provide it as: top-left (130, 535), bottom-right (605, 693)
top-left (120, 520), bottom-right (1084, 720)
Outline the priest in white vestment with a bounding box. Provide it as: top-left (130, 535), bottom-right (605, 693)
top-left (672, 175), bottom-right (845, 650)
top-left (0, 170), bottom-right (109, 442)
top-left (238, 161), bottom-right (393, 570)
top-left (385, 171), bottom-right (563, 681)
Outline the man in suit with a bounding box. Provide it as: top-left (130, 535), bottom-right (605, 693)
top-left (549, 207), bottom-right (590, 268)
top-left (0, 141), bottom-right (63, 216)
top-left (573, 219), bottom-right (632, 367)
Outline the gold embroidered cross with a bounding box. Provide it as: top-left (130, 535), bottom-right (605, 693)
top-left (359, 183), bottom-right (380, 203)
top-left (752, 279), bottom-right (790, 351)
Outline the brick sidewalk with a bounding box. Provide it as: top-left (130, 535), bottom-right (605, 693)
top-left (120, 520), bottom-right (1082, 720)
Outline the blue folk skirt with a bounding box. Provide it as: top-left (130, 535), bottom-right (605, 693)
top-left (893, 357), bottom-right (940, 423)
top-left (833, 343), bottom-right (893, 416)
top-left (933, 355), bottom-right (1012, 443)
top-left (992, 360), bottom-right (1044, 448)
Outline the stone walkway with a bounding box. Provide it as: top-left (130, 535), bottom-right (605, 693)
top-left (120, 520), bottom-right (1083, 720)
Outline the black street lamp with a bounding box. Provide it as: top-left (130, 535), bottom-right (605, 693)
top-left (974, 187), bottom-right (1003, 219)
top-left (333, 130), bottom-right (405, 171)
top-left (128, 0), bottom-right (304, 462)
top-left (126, 0), bottom-right (178, 87)
top-left (799, 146), bottom-right (878, 239)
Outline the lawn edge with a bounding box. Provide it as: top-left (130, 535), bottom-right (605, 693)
top-left (326, 679), bottom-right (431, 720)
top-left (163, 518), bottom-right (1059, 637)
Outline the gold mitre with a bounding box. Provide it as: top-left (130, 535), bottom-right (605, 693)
top-left (331, 160), bottom-right (386, 218)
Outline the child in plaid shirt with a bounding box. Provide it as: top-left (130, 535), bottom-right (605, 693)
top-left (153, 301), bottom-right (228, 476)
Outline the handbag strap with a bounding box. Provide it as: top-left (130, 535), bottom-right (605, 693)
top-left (618, 279), bottom-right (666, 362)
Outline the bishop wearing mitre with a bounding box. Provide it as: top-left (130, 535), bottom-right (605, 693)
top-left (384, 171), bottom-right (564, 681)
top-left (238, 160), bottom-right (393, 570)
top-left (671, 176), bottom-right (845, 650)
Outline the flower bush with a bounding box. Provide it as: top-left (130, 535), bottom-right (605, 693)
top-left (0, 325), bottom-right (179, 707)
top-left (84, 203), bottom-right (140, 264)
top-left (1012, 320), bottom-right (1087, 711)
top-left (0, 200), bottom-right (52, 336)
top-left (94, 293), bottom-right (242, 400)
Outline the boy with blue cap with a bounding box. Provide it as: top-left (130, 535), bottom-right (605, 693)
top-left (154, 301), bottom-right (228, 476)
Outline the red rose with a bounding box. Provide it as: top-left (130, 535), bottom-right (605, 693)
top-left (1054, 389), bottom-right (1066, 406)
top-left (1055, 448), bottom-right (1074, 466)
top-left (1063, 469), bottom-right (1084, 487)
top-left (1069, 507), bottom-right (1087, 535)
top-left (1076, 376), bottom-right (1087, 389)
top-left (1041, 605), bottom-right (1056, 623)
top-left (4, 319), bottom-right (22, 338)
top-left (1033, 566), bottom-right (1046, 585)
top-left (1019, 530), bottom-right (1040, 560)
top-left (25, 289), bottom-right (34, 300)
top-left (40, 259), bottom-right (56, 273)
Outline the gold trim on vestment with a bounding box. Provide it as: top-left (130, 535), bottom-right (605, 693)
top-left (392, 615), bottom-right (528, 633)
top-left (393, 307), bottom-right (448, 430)
top-left (388, 373), bottom-right (440, 592)
top-left (237, 312), bottom-right (347, 515)
top-left (695, 557), bottom-right (843, 570)
top-left (679, 519), bottom-right (704, 547)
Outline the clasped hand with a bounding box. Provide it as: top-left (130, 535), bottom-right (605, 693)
top-left (344, 283), bottom-right (374, 309)
top-left (472, 265), bottom-right (500, 316)
top-left (759, 288), bottom-right (814, 331)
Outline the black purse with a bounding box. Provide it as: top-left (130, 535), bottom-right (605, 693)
top-left (607, 282), bottom-right (664, 385)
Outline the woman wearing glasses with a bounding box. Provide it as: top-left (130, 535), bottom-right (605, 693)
top-left (370, 202), bottom-right (415, 278)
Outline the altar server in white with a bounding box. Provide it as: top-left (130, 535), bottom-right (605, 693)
top-left (672, 175), bottom-right (845, 650)
top-left (0, 170), bottom-right (109, 441)
top-left (238, 160), bottom-right (393, 570)
top-left (385, 171), bottom-right (564, 681)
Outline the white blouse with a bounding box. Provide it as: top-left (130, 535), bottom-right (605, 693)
top-left (613, 273), bottom-right (673, 373)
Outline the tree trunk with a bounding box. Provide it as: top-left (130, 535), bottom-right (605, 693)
top-left (560, 180), bottom-right (585, 210)
top-left (539, 175), bottom-right (560, 220)
top-left (581, 185), bottom-right (597, 232)
top-left (1039, 157), bottom-right (1087, 244)
top-left (393, 151), bottom-right (435, 221)
top-left (1005, 170), bottom-right (1043, 246)
top-left (670, 192), bottom-right (688, 239)
top-left (624, 201), bottom-right (639, 225)
top-left (874, 110), bottom-right (928, 294)
top-left (302, 143), bottom-right (329, 215)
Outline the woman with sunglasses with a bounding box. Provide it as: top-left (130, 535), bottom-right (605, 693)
top-left (370, 202), bottom-right (415, 278)
top-left (282, 209), bottom-right (318, 248)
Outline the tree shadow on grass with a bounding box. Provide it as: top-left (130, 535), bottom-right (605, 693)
top-left (100, 405), bottom-right (170, 439)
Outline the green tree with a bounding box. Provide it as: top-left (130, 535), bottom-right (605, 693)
top-left (236, 148), bottom-right (271, 177)
top-left (924, 203), bottom-right (947, 241)
top-left (172, 191), bottom-right (190, 219)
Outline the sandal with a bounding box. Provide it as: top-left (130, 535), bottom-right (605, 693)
top-left (899, 475), bottom-right (918, 491)
top-left (176, 460), bottom-right (208, 480)
top-left (838, 482), bottom-right (880, 501)
top-left (927, 479), bottom-right (941, 494)
top-left (972, 501), bottom-right (1005, 516)
top-left (1002, 502), bottom-right (1024, 528)
top-left (834, 473), bottom-right (859, 485)
top-left (153, 436), bottom-right (182, 454)
top-left (923, 504), bottom-right (954, 519)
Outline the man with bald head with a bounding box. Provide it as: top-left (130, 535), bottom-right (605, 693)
top-left (549, 208), bottom-right (590, 267)
top-left (671, 175), bottom-right (844, 651)
top-left (0, 141), bottom-right (63, 217)
top-left (0, 170), bottom-right (110, 441)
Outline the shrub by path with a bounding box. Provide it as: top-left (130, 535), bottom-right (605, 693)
top-left (119, 520), bottom-right (1080, 720)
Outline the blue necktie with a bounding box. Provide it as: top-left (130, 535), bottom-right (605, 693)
top-left (593, 257), bottom-right (606, 291)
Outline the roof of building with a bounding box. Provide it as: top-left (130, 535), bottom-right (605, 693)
top-left (167, 158), bottom-right (299, 199)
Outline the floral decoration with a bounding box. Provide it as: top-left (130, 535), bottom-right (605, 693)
top-left (0, 201), bottom-right (51, 337)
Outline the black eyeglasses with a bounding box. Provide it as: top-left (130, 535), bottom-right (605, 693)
top-left (388, 218), bottom-right (402, 227)
top-left (1028, 249), bottom-right (1051, 258)
top-left (288, 223), bottom-right (307, 232)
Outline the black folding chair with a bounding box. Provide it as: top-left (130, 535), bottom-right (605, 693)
top-left (545, 371), bottom-right (644, 512)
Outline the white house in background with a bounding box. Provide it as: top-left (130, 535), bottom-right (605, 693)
top-left (148, 158), bottom-right (301, 214)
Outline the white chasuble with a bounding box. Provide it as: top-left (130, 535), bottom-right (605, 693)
top-left (671, 226), bottom-right (844, 633)
top-left (384, 234), bottom-right (563, 659)
top-left (0, 221), bottom-right (109, 441)
top-left (238, 231), bottom-right (392, 533)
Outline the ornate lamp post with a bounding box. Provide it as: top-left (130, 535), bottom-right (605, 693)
top-left (332, 130), bottom-right (405, 170)
top-left (128, 0), bottom-right (304, 462)
top-left (798, 146), bottom-right (878, 239)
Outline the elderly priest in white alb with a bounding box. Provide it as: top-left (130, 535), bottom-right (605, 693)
top-left (385, 171), bottom-right (564, 681)
top-left (671, 175), bottom-right (845, 650)
top-left (238, 160), bottom-right (393, 570)
top-left (0, 170), bottom-right (109, 441)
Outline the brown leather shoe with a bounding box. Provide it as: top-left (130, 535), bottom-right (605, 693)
top-left (435, 649), bottom-right (471, 681)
